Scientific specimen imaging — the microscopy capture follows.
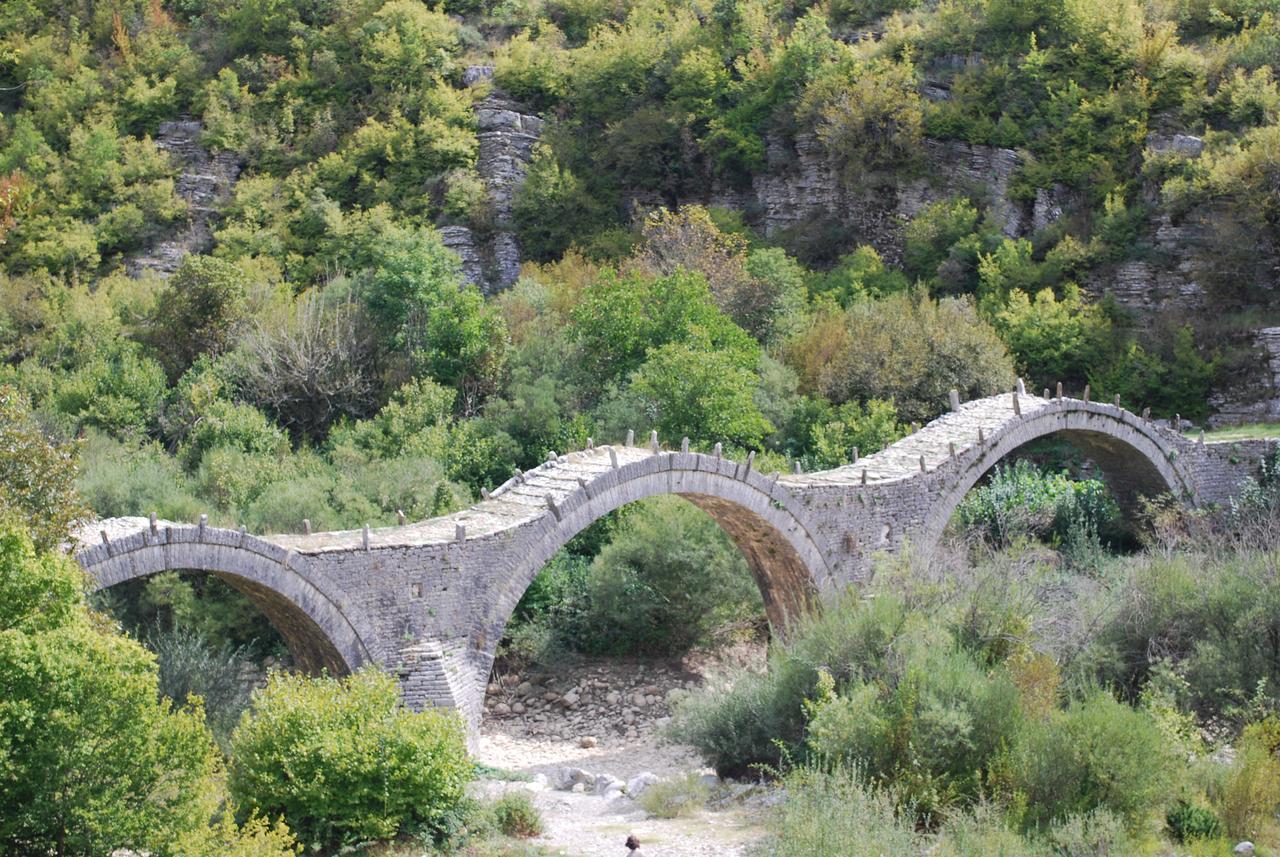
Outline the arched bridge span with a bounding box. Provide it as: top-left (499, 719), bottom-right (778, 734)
top-left (76, 390), bottom-right (1274, 733)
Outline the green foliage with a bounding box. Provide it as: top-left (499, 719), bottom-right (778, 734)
top-left (49, 340), bottom-right (167, 437)
top-left (489, 792), bottom-right (544, 838)
top-left (0, 385), bottom-right (87, 552)
top-left (146, 626), bottom-right (253, 748)
top-left (806, 398), bottom-right (903, 470)
top-left (1011, 690), bottom-right (1177, 831)
top-left (353, 221), bottom-right (506, 399)
top-left (571, 268), bottom-right (760, 386)
top-left (955, 460), bottom-right (1121, 548)
top-left (148, 255), bottom-right (248, 379)
top-left (798, 55), bottom-right (923, 180)
top-left (670, 591), bottom-right (911, 776)
top-left (991, 285), bottom-right (1112, 391)
top-left (583, 496), bottom-right (762, 656)
top-left (788, 292), bottom-right (1015, 423)
top-left (626, 342), bottom-right (774, 449)
top-left (636, 772), bottom-right (712, 818)
top-left (0, 523), bottom-right (229, 856)
top-left (761, 766), bottom-right (922, 857)
top-left (1166, 800), bottom-right (1223, 843)
top-left (513, 145), bottom-right (611, 263)
top-left (228, 670), bottom-right (470, 850)
top-left (1081, 551), bottom-right (1280, 721)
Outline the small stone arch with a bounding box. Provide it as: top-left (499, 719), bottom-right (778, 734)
top-left (918, 402), bottom-right (1198, 550)
top-left (77, 522), bottom-right (376, 676)
top-left (470, 451), bottom-right (834, 691)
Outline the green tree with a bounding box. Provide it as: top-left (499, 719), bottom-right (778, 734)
top-left (228, 670), bottom-right (470, 850)
top-left (571, 268), bottom-right (759, 386)
top-left (353, 223), bottom-right (507, 407)
top-left (0, 524), bottom-right (228, 856)
top-left (585, 496), bottom-right (763, 655)
top-left (149, 255), bottom-right (249, 379)
top-left (0, 385), bottom-right (87, 552)
top-left (627, 341), bottom-right (774, 449)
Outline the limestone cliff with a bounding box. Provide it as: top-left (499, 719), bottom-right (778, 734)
top-left (441, 68), bottom-right (543, 295)
top-left (127, 120), bottom-right (240, 277)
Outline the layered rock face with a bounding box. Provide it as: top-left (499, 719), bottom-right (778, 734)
top-left (1212, 328), bottom-right (1280, 426)
top-left (747, 136), bottom-right (1042, 260)
top-left (128, 120), bottom-right (240, 277)
top-left (442, 68), bottom-right (544, 294)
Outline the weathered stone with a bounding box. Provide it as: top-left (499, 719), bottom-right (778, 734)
top-left (627, 772), bottom-right (661, 798)
top-left (75, 394), bottom-right (1274, 743)
top-left (127, 120), bottom-right (241, 277)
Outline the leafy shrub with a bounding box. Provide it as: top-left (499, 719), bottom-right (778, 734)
top-left (228, 670), bottom-right (470, 850)
top-left (1216, 719), bottom-right (1280, 841)
top-left (584, 496), bottom-right (763, 656)
top-left (147, 626), bottom-right (252, 748)
top-left (1082, 552), bottom-right (1280, 721)
top-left (148, 255), bottom-right (249, 379)
top-left (1166, 800), bottom-right (1223, 843)
top-left (49, 343), bottom-right (168, 438)
top-left (670, 593), bottom-right (912, 776)
top-left (955, 460), bottom-right (1121, 548)
top-left (637, 772), bottom-right (711, 818)
top-left (0, 524), bottom-right (227, 854)
top-left (1011, 690), bottom-right (1177, 831)
top-left (1048, 808), bottom-right (1136, 856)
top-left (803, 629), bottom-right (1024, 817)
top-left (77, 431), bottom-right (205, 523)
top-left (0, 385), bottom-right (87, 552)
top-left (787, 291), bottom-right (1015, 423)
top-left (489, 791), bottom-right (543, 838)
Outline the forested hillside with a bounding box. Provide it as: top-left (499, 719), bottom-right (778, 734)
top-left (3, 0), bottom-right (1277, 533)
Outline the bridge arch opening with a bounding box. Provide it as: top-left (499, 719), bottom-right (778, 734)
top-left (923, 410), bottom-right (1196, 551)
top-left (80, 531), bottom-right (374, 678)
top-left (96, 569), bottom-right (354, 676)
top-left (473, 452), bottom-right (832, 710)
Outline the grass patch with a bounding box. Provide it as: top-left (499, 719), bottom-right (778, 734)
top-left (1195, 423), bottom-right (1280, 441)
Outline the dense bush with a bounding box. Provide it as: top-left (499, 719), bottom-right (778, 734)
top-left (228, 670), bottom-right (470, 850)
top-left (786, 292), bottom-right (1016, 423)
top-left (0, 523), bottom-right (294, 855)
top-left (955, 459), bottom-right (1121, 548)
top-left (146, 626), bottom-right (252, 748)
top-left (503, 497), bottom-right (764, 662)
top-left (0, 385), bottom-right (87, 551)
top-left (1010, 690), bottom-right (1177, 831)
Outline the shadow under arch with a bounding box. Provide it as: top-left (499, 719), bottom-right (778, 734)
top-left (80, 526), bottom-right (375, 676)
top-left (917, 405), bottom-right (1198, 551)
top-left (471, 454), bottom-right (834, 682)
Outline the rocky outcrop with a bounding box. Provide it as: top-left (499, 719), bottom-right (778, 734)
top-left (444, 69), bottom-right (544, 294)
top-left (714, 134), bottom-right (1062, 264)
top-left (127, 120), bottom-right (240, 277)
top-left (1210, 328), bottom-right (1280, 426)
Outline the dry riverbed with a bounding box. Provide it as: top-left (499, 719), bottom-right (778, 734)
top-left (472, 653), bottom-right (773, 856)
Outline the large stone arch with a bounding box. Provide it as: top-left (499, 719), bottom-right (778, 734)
top-left (470, 450), bottom-right (834, 690)
top-left (77, 521), bottom-right (376, 676)
top-left (916, 400), bottom-right (1199, 550)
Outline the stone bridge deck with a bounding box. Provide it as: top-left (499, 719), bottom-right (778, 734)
top-left (75, 390), bottom-right (1276, 733)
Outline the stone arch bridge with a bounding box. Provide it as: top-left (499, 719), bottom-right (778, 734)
top-left (77, 388), bottom-right (1275, 732)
